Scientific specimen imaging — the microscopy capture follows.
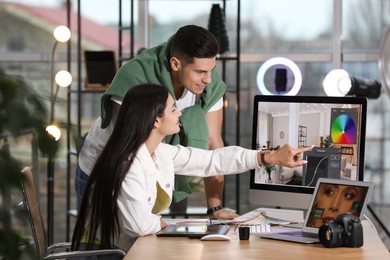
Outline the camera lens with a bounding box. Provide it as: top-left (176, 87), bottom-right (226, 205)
top-left (319, 222), bottom-right (346, 248)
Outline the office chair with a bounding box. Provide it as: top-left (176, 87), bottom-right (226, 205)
top-left (20, 167), bottom-right (126, 259)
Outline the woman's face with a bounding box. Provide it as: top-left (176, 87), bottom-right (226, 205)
top-left (309, 184), bottom-right (363, 227)
top-left (156, 95), bottom-right (182, 136)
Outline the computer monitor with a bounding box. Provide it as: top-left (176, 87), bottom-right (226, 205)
top-left (249, 95), bottom-right (367, 211)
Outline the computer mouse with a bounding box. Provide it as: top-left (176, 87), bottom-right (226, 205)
top-left (200, 234), bottom-right (231, 241)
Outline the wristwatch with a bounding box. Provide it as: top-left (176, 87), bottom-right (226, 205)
top-left (261, 151), bottom-right (270, 166)
top-left (207, 205), bottom-right (223, 215)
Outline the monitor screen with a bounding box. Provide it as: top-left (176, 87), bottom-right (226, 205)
top-left (249, 95), bottom-right (367, 210)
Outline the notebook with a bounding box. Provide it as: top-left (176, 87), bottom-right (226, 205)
top-left (258, 177), bottom-right (373, 244)
top-left (156, 223), bottom-right (230, 239)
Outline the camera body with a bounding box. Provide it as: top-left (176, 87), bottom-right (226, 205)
top-left (318, 213), bottom-right (363, 248)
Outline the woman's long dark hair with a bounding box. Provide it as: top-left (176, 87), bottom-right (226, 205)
top-left (71, 84), bottom-right (169, 250)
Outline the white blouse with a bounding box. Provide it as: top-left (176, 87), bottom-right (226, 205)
top-left (114, 143), bottom-right (258, 251)
top-left (80, 93), bottom-right (223, 176)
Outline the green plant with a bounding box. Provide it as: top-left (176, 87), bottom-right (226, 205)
top-left (323, 135), bottom-right (333, 148)
top-left (0, 69), bottom-right (56, 259)
top-left (263, 164), bottom-right (281, 181)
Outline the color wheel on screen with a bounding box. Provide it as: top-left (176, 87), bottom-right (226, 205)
top-left (331, 115), bottom-right (357, 144)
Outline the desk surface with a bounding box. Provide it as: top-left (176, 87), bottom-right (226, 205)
top-left (125, 219), bottom-right (389, 260)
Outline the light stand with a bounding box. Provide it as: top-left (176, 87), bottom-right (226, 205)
top-left (47, 25), bottom-right (71, 245)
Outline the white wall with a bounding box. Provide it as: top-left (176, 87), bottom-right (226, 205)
top-left (299, 112), bottom-right (321, 146)
top-left (269, 110), bottom-right (331, 148)
top-left (272, 115), bottom-right (290, 147)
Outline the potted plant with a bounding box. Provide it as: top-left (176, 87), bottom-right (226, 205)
top-left (0, 69), bottom-right (56, 259)
top-left (263, 164), bottom-right (282, 183)
top-left (323, 135), bottom-right (333, 148)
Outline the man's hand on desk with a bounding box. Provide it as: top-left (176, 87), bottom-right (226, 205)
top-left (210, 208), bottom-right (239, 220)
top-left (160, 219), bottom-right (168, 229)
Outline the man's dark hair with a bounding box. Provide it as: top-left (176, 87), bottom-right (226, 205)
top-left (169, 25), bottom-right (219, 65)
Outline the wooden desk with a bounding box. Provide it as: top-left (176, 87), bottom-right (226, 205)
top-left (125, 220), bottom-right (389, 259)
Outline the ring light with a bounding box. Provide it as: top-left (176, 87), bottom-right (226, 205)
top-left (256, 57), bottom-right (302, 96)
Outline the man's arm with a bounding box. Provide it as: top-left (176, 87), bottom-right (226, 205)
top-left (204, 108), bottom-right (239, 219)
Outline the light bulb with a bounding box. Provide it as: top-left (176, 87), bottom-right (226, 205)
top-left (323, 69), bottom-right (381, 98)
top-left (53, 25), bottom-right (71, 43)
top-left (46, 125), bottom-right (61, 141)
top-left (323, 69), bottom-right (351, 96)
top-left (55, 70), bottom-right (72, 87)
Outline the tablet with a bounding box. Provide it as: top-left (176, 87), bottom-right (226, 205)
top-left (156, 224), bottom-right (230, 239)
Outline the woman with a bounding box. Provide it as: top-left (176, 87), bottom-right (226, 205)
top-left (307, 184), bottom-right (367, 227)
top-left (72, 83), bottom-right (312, 253)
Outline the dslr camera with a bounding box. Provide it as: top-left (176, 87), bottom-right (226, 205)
top-left (318, 213), bottom-right (363, 248)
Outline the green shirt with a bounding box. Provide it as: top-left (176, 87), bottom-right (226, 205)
top-left (100, 37), bottom-right (226, 202)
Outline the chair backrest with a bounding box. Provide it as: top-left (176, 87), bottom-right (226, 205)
top-left (20, 167), bottom-right (47, 257)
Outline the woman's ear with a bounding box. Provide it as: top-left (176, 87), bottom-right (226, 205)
top-left (170, 57), bottom-right (181, 71)
top-left (153, 118), bottom-right (160, 129)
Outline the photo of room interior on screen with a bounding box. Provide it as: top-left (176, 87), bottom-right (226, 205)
top-left (254, 103), bottom-right (361, 187)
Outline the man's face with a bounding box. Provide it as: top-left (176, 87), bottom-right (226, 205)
top-left (174, 57), bottom-right (217, 95)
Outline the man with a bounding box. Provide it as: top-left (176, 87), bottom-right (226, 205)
top-left (76, 25), bottom-right (238, 219)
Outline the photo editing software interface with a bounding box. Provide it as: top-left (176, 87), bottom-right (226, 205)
top-left (249, 96), bottom-right (367, 210)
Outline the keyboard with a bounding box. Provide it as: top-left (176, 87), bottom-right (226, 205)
top-left (246, 224), bottom-right (272, 234)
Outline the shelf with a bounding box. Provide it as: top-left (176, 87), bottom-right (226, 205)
top-left (298, 125), bottom-right (307, 147)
